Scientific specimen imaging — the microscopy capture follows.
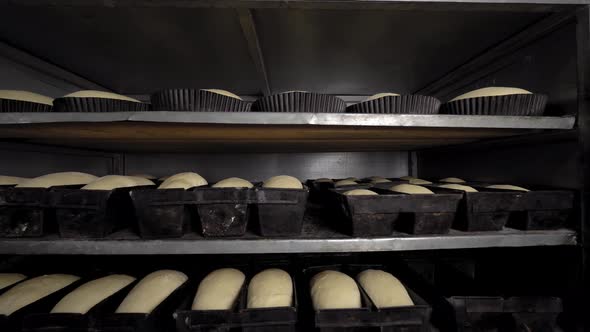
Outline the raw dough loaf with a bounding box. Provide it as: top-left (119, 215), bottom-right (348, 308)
top-left (0, 90), bottom-right (54, 105)
top-left (51, 274), bottom-right (135, 314)
top-left (0, 176), bottom-right (29, 186)
top-left (116, 270), bottom-right (187, 314)
top-left (372, 178), bottom-right (391, 184)
top-left (192, 268), bottom-right (245, 310)
top-left (202, 89), bottom-right (242, 100)
top-left (439, 177), bottom-right (466, 183)
top-left (399, 176), bottom-right (415, 180)
top-left (158, 172), bottom-right (208, 189)
top-left (310, 270), bottom-right (361, 310)
top-left (63, 90), bottom-right (140, 103)
top-left (365, 93), bottom-right (400, 101)
top-left (335, 180), bottom-right (357, 187)
top-left (247, 269), bottom-right (293, 309)
top-left (0, 274), bottom-right (79, 316)
top-left (16, 172), bottom-right (98, 188)
top-left (344, 189), bottom-right (378, 196)
top-left (344, 177), bottom-right (359, 181)
top-left (357, 269), bottom-right (413, 308)
top-left (408, 178), bottom-right (432, 185)
top-left (263, 175), bottom-right (303, 189)
top-left (390, 184), bottom-right (434, 195)
top-left (0, 273), bottom-right (27, 291)
top-left (486, 184), bottom-right (530, 192)
top-left (82, 175), bottom-right (154, 190)
top-left (450, 87), bottom-right (532, 102)
top-left (439, 184), bottom-right (478, 192)
top-left (212, 177), bottom-right (254, 188)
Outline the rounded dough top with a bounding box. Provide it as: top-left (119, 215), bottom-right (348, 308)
top-left (212, 177), bottom-right (254, 188)
top-left (63, 90), bottom-right (141, 103)
top-left (51, 274), bottom-right (136, 314)
top-left (0, 176), bottom-right (29, 186)
top-left (202, 89), bottom-right (242, 100)
top-left (390, 184), bottom-right (434, 195)
top-left (357, 269), bottom-right (413, 308)
top-left (439, 184), bottom-right (478, 192)
top-left (82, 175), bottom-right (154, 190)
top-left (263, 175), bottom-right (303, 189)
top-left (486, 184), bottom-right (530, 192)
top-left (310, 270), bottom-right (361, 310)
top-left (192, 268), bottom-right (245, 310)
top-left (0, 274), bottom-right (80, 316)
top-left (247, 268), bottom-right (293, 309)
top-left (116, 270), bottom-right (187, 314)
top-left (335, 179), bottom-right (358, 187)
top-left (399, 176), bottom-right (415, 180)
top-left (450, 87), bottom-right (532, 102)
top-left (440, 177), bottom-right (466, 184)
top-left (16, 172), bottom-right (98, 188)
top-left (408, 178), bottom-right (432, 185)
top-left (0, 273), bottom-right (27, 291)
top-left (371, 178), bottom-right (391, 184)
top-left (365, 92), bottom-right (401, 101)
top-left (344, 189), bottom-right (378, 196)
top-left (158, 172), bottom-right (207, 189)
top-left (0, 90), bottom-right (54, 105)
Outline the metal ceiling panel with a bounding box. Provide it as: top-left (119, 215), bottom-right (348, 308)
top-left (253, 9), bottom-right (547, 94)
top-left (0, 6), bottom-right (261, 95)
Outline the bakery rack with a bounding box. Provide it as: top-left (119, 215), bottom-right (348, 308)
top-left (0, 0), bottom-right (588, 330)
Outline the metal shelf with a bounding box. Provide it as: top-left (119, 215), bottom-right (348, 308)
top-left (0, 113), bottom-right (575, 152)
top-left (0, 229), bottom-right (576, 255)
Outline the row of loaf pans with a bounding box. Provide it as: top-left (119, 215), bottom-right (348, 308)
top-left (0, 263), bottom-right (564, 332)
top-left (2, 89), bottom-right (548, 116)
top-left (0, 184), bottom-right (308, 239)
top-left (308, 179), bottom-right (574, 237)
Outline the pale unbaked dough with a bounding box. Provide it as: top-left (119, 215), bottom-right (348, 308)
top-left (408, 178), bottom-right (432, 185)
top-left (247, 269), bottom-right (293, 309)
top-left (0, 274), bottom-right (79, 316)
top-left (263, 175), bottom-right (303, 189)
top-left (116, 270), bottom-right (187, 314)
top-left (81, 175), bottom-right (154, 190)
top-left (439, 177), bottom-right (466, 184)
top-left (0, 273), bottom-right (27, 291)
top-left (357, 269), bottom-right (413, 308)
top-left (365, 93), bottom-right (401, 101)
top-left (0, 176), bottom-right (29, 186)
top-left (310, 270), bottom-right (361, 310)
top-left (450, 87), bottom-right (532, 102)
top-left (390, 184), bottom-right (434, 195)
top-left (345, 177), bottom-right (359, 181)
top-left (51, 274), bottom-right (135, 314)
top-left (212, 177), bottom-right (254, 188)
top-left (63, 90), bottom-right (140, 103)
top-left (371, 178), bottom-right (392, 184)
top-left (399, 176), bottom-right (415, 180)
top-left (439, 184), bottom-right (478, 192)
top-left (192, 268), bottom-right (245, 310)
top-left (158, 172), bottom-right (208, 189)
top-left (486, 184), bottom-right (530, 192)
top-left (344, 189), bottom-right (378, 196)
top-left (0, 90), bottom-right (54, 105)
top-left (202, 89), bottom-right (242, 100)
top-left (335, 180), bottom-right (358, 187)
top-left (16, 172), bottom-right (98, 188)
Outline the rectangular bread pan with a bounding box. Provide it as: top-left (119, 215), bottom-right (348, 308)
top-left (0, 187), bottom-right (54, 237)
top-left (252, 186), bottom-right (309, 237)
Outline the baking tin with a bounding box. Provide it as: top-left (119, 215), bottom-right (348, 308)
top-left (441, 93), bottom-right (547, 116)
top-left (130, 188), bottom-right (195, 239)
top-left (98, 279), bottom-right (189, 332)
top-left (251, 92), bottom-right (346, 113)
top-left (49, 186), bottom-right (154, 239)
top-left (150, 89), bottom-right (251, 112)
top-left (253, 187), bottom-right (309, 237)
top-left (0, 187), bottom-right (54, 237)
top-left (346, 95), bottom-right (440, 114)
top-left (53, 97), bottom-right (149, 113)
top-left (0, 99), bottom-right (52, 113)
top-left (193, 187), bottom-right (255, 238)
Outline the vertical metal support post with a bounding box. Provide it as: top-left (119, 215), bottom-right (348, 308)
top-left (576, 6), bottom-right (590, 330)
